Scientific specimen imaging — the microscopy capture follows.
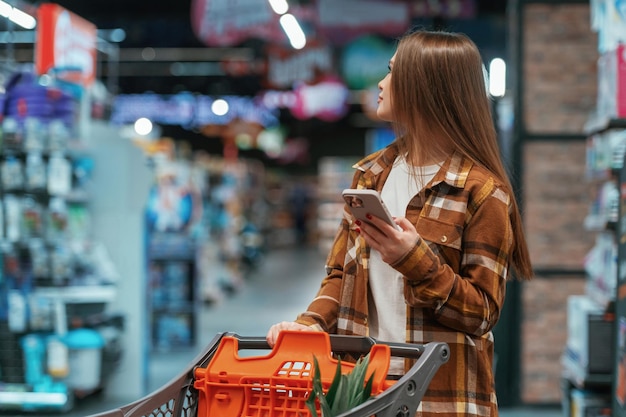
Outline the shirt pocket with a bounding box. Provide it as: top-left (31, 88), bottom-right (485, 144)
top-left (415, 216), bottom-right (463, 251)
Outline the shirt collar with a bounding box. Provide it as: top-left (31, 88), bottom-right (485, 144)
top-left (353, 143), bottom-right (473, 189)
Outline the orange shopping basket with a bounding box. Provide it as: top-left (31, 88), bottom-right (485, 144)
top-left (89, 331), bottom-right (449, 417)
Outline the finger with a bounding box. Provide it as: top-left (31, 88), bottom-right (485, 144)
top-left (394, 216), bottom-right (410, 229)
top-left (267, 322), bottom-right (288, 346)
top-left (359, 220), bottom-right (385, 245)
top-left (266, 331), bottom-right (276, 347)
top-left (365, 214), bottom-right (398, 236)
top-left (394, 217), bottom-right (419, 236)
top-left (266, 326), bottom-right (279, 347)
top-left (359, 227), bottom-right (382, 252)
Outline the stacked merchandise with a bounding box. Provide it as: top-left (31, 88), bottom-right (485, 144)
top-left (0, 71), bottom-right (122, 413)
top-left (193, 157), bottom-right (267, 304)
top-left (145, 150), bottom-right (269, 348)
top-left (590, 5), bottom-right (626, 414)
top-left (561, 2), bottom-right (626, 416)
top-left (316, 157), bottom-right (359, 254)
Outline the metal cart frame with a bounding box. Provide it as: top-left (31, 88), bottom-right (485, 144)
top-left (89, 332), bottom-right (449, 417)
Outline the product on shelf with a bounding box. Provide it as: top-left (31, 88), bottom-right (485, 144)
top-left (1, 155), bottom-right (24, 191)
top-left (25, 152), bottom-right (47, 191)
top-left (0, 68), bottom-right (120, 413)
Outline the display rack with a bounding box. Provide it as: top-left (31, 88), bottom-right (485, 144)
top-left (613, 150), bottom-right (626, 416)
top-left (561, 116), bottom-right (624, 417)
top-left (147, 232), bottom-right (197, 351)
top-left (316, 156), bottom-right (359, 254)
top-left (561, 4), bottom-right (626, 413)
top-left (0, 72), bottom-right (123, 413)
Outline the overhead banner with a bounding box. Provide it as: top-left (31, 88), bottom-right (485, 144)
top-left (110, 93), bottom-right (280, 128)
top-left (35, 3), bottom-right (97, 86)
top-left (264, 42), bottom-right (334, 89)
top-left (410, 0), bottom-right (476, 19)
top-left (191, 0), bottom-right (283, 47)
top-left (190, 0), bottom-right (476, 48)
top-left (316, 0), bottom-right (410, 45)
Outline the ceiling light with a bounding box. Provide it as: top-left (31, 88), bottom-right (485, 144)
top-left (211, 99), bottom-right (229, 116)
top-left (10, 7), bottom-right (35, 29)
top-left (0, 1), bottom-right (11, 17)
top-left (0, 1), bottom-right (36, 29)
top-left (268, 0), bottom-right (289, 15)
top-left (489, 58), bottom-right (506, 97)
top-left (279, 14), bottom-right (305, 50)
top-left (134, 118), bottom-right (153, 136)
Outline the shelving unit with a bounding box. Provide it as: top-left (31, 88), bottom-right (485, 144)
top-left (561, 117), bottom-right (625, 416)
top-left (316, 156), bottom-right (359, 254)
top-left (147, 232), bottom-right (197, 351)
top-left (560, 3), bottom-right (626, 413)
top-left (0, 72), bottom-right (123, 413)
top-left (612, 150), bottom-right (626, 416)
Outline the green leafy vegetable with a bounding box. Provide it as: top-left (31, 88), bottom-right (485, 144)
top-left (305, 354), bottom-right (375, 417)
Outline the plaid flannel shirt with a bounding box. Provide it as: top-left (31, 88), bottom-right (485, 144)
top-left (296, 143), bottom-right (512, 416)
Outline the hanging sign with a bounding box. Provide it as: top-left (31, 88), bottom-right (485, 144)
top-left (35, 3), bottom-right (97, 86)
top-left (191, 0), bottom-right (283, 47)
top-left (410, 0), bottom-right (476, 19)
top-left (290, 75), bottom-right (349, 122)
top-left (316, 0), bottom-right (410, 45)
top-left (110, 93), bottom-right (279, 129)
top-left (265, 43), bottom-right (334, 89)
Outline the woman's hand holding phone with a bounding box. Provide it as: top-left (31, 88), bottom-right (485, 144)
top-left (342, 189), bottom-right (419, 265)
top-left (357, 215), bottom-right (420, 265)
top-left (342, 189), bottom-right (399, 230)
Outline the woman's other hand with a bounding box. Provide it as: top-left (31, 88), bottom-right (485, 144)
top-left (266, 321), bottom-right (315, 347)
top-left (356, 215), bottom-right (419, 265)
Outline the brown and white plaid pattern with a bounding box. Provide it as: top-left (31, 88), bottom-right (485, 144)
top-left (297, 143), bottom-right (512, 416)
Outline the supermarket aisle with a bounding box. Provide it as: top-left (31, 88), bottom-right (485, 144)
top-left (149, 245), bottom-right (327, 393)
top-left (37, 245), bottom-right (326, 417)
top-left (36, 245), bottom-right (561, 417)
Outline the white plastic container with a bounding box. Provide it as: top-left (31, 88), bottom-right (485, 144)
top-left (63, 328), bottom-right (105, 391)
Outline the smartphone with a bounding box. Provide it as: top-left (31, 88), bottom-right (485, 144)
top-left (341, 189), bottom-right (399, 230)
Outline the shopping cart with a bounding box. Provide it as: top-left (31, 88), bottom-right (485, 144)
top-left (89, 330), bottom-right (449, 417)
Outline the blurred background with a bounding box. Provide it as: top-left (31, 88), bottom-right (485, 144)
top-left (0, 1), bottom-right (618, 416)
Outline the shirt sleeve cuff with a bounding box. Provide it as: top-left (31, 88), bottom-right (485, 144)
top-left (295, 317), bottom-right (326, 332)
top-left (390, 237), bottom-right (439, 282)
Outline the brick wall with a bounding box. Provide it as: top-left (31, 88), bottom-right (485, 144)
top-left (519, 3), bottom-right (599, 404)
top-left (521, 141), bottom-right (590, 403)
top-left (523, 4), bottom-right (598, 134)
top-left (523, 141), bottom-right (592, 269)
top-left (521, 275), bottom-right (585, 403)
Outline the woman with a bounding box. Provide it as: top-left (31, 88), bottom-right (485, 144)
top-left (267, 29), bottom-right (533, 417)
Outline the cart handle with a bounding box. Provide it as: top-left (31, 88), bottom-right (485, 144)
top-left (229, 333), bottom-right (427, 359)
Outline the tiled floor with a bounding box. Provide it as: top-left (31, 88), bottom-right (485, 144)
top-left (10, 245), bottom-right (563, 417)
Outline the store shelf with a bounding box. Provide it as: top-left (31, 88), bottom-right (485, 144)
top-left (584, 117), bottom-right (626, 135)
top-left (585, 278), bottom-right (616, 312)
top-left (31, 285), bottom-right (118, 335)
top-left (33, 285), bottom-right (117, 304)
top-left (565, 48), bottom-right (626, 413)
top-left (0, 389), bottom-right (71, 411)
top-left (148, 233), bottom-right (196, 261)
top-left (583, 214), bottom-right (617, 233)
top-left (562, 350), bottom-right (613, 389)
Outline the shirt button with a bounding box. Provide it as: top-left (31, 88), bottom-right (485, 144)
top-left (441, 235), bottom-right (448, 243)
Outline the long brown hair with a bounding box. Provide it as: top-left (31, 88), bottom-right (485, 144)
top-left (391, 29), bottom-right (533, 280)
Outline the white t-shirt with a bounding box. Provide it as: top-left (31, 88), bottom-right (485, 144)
top-left (367, 156), bottom-right (439, 375)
